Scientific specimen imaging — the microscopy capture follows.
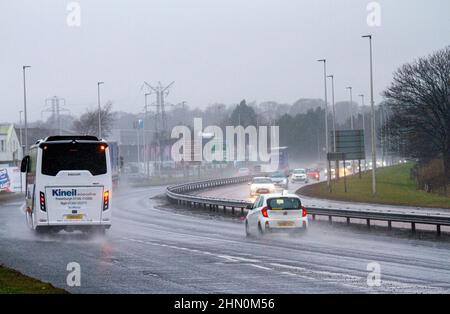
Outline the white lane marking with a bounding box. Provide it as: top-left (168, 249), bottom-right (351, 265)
top-left (123, 237), bottom-right (450, 293)
top-left (270, 262), bottom-right (361, 281)
top-left (115, 215), bottom-right (242, 245)
top-left (248, 264), bottom-right (272, 271)
top-left (217, 255), bottom-right (260, 263)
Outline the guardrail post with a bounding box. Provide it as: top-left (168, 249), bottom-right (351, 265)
top-left (388, 221), bottom-right (392, 230)
top-left (241, 208), bottom-right (244, 215)
top-left (346, 217), bottom-right (350, 224)
top-left (329, 216), bottom-right (332, 224)
top-left (366, 219), bottom-right (370, 228)
top-left (231, 207), bottom-right (235, 215)
top-left (223, 206), bottom-right (226, 214)
top-left (312, 214), bottom-right (316, 221)
top-left (437, 224), bottom-right (441, 236)
top-left (411, 222), bottom-right (416, 233)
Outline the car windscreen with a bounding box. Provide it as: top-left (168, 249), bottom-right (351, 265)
top-left (294, 169), bottom-right (305, 174)
top-left (267, 197), bottom-right (301, 210)
top-left (253, 178), bottom-right (272, 184)
top-left (41, 143), bottom-right (107, 176)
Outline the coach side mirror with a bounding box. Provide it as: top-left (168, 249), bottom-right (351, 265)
top-left (21, 156), bottom-right (30, 173)
top-left (246, 204), bottom-right (253, 210)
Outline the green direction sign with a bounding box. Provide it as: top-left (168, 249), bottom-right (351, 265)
top-left (329, 129), bottom-right (365, 161)
top-left (327, 152), bottom-right (344, 161)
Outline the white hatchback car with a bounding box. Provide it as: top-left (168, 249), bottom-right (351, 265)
top-left (291, 168), bottom-right (308, 183)
top-left (245, 193), bottom-right (308, 237)
top-left (249, 177), bottom-right (276, 197)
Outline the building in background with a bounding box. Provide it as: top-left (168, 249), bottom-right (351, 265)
top-left (0, 124), bottom-right (23, 167)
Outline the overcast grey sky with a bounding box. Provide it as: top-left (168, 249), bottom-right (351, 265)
top-left (1, 0), bottom-right (449, 122)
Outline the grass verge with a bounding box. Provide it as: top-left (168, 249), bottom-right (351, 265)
top-left (0, 265), bottom-right (68, 294)
top-left (298, 163), bottom-right (450, 209)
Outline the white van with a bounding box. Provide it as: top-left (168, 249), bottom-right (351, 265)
top-left (21, 136), bottom-right (112, 234)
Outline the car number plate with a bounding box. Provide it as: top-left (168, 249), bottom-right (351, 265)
top-left (65, 214), bottom-right (84, 220)
top-left (278, 221), bottom-right (294, 227)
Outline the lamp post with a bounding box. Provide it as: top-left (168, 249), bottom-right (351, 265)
top-left (318, 59), bottom-right (330, 189)
top-left (359, 94), bottom-right (367, 170)
top-left (362, 34), bottom-right (376, 195)
top-left (346, 86), bottom-right (354, 129)
top-left (144, 92), bottom-right (151, 177)
top-left (19, 110), bottom-right (23, 154)
top-left (19, 110), bottom-right (23, 193)
top-left (327, 75), bottom-right (336, 152)
top-left (22, 65), bottom-right (31, 154)
top-left (97, 81), bottom-right (104, 139)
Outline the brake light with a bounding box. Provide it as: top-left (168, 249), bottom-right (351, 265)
top-left (302, 206), bottom-right (307, 217)
top-left (261, 206), bottom-right (268, 218)
top-left (100, 145), bottom-right (106, 151)
top-left (39, 191), bottom-right (46, 212)
top-left (103, 190), bottom-right (110, 210)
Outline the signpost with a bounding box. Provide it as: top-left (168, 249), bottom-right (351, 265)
top-left (327, 129), bottom-right (366, 192)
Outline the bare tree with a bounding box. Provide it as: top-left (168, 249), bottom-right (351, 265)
top-left (73, 102), bottom-right (116, 138)
top-left (383, 46), bottom-right (450, 184)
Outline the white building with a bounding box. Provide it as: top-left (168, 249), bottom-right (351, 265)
top-left (0, 124), bottom-right (23, 166)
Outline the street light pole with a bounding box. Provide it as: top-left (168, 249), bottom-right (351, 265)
top-left (22, 65), bottom-right (31, 155)
top-left (19, 110), bottom-right (23, 154)
top-left (346, 86), bottom-right (354, 129)
top-left (19, 110), bottom-right (23, 193)
top-left (359, 94), bottom-right (367, 170)
top-left (318, 59), bottom-right (330, 189)
top-left (362, 34), bottom-right (376, 195)
top-left (327, 75), bottom-right (336, 152)
top-left (97, 82), bottom-right (104, 139)
top-left (144, 92), bottom-right (151, 177)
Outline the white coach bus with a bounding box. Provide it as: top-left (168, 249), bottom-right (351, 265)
top-left (21, 135), bottom-right (112, 234)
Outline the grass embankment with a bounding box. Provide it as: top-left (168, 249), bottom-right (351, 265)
top-left (0, 265), bottom-right (67, 294)
top-left (298, 163), bottom-right (450, 209)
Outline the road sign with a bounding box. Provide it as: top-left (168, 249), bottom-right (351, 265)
top-left (327, 152), bottom-right (345, 161)
top-left (330, 129), bottom-right (365, 161)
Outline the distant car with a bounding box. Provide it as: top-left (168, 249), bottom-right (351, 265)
top-left (269, 171), bottom-right (289, 189)
top-left (307, 168), bottom-right (320, 181)
top-left (291, 168), bottom-right (308, 183)
top-left (252, 165), bottom-right (262, 174)
top-left (237, 167), bottom-right (250, 176)
top-left (249, 177), bottom-right (276, 197)
top-left (245, 193), bottom-right (308, 237)
top-left (324, 167), bottom-right (336, 179)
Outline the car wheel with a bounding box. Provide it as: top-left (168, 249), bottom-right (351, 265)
top-left (245, 220), bottom-right (251, 237)
top-left (257, 222), bottom-right (264, 236)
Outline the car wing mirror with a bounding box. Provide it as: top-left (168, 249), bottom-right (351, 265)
top-left (20, 155), bottom-right (30, 173)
